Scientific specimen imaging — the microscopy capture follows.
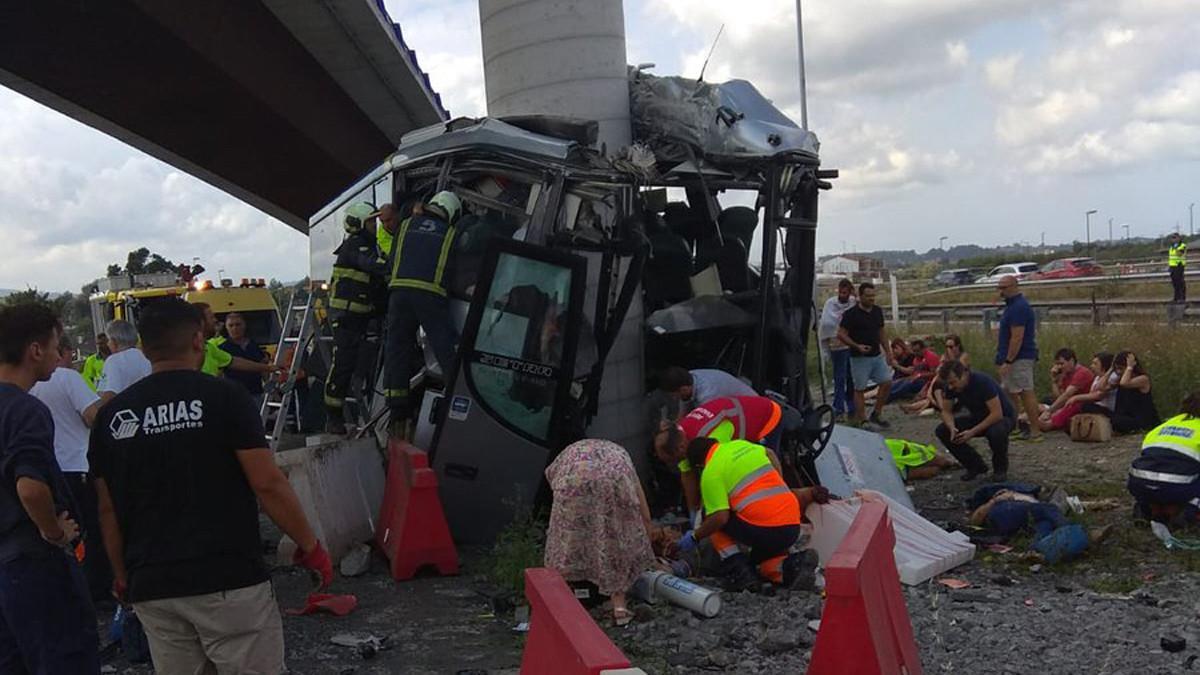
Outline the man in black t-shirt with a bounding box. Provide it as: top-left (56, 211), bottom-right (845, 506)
top-left (0, 303), bottom-right (98, 673)
top-left (90, 299), bottom-right (332, 673)
top-left (935, 360), bottom-right (1016, 482)
top-left (837, 282), bottom-right (897, 429)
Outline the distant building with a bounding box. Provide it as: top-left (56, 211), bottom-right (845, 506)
top-left (820, 254), bottom-right (886, 279)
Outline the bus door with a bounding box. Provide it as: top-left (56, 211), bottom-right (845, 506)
top-left (431, 239), bottom-right (586, 545)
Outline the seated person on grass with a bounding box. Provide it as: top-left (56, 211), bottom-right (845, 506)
top-left (889, 338), bottom-right (941, 403)
top-left (1025, 348), bottom-right (1096, 432)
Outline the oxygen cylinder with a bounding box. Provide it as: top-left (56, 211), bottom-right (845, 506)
top-left (632, 571), bottom-right (722, 618)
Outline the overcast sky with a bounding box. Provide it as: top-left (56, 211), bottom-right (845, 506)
top-left (1, 0), bottom-right (1197, 291)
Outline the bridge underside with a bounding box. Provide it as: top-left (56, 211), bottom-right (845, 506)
top-left (0, 0), bottom-right (446, 232)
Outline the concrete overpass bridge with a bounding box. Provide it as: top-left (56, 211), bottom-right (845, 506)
top-left (0, 0), bottom-right (447, 232)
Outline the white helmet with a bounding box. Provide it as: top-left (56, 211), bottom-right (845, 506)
top-left (426, 191), bottom-right (462, 224)
top-left (344, 201), bottom-right (376, 233)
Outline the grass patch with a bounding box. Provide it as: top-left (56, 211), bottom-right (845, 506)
top-left (1086, 575), bottom-right (1142, 595)
top-left (487, 509), bottom-right (547, 598)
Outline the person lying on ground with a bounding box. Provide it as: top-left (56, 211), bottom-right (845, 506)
top-left (657, 366), bottom-right (755, 411)
top-left (970, 489), bottom-right (1111, 564)
top-left (89, 299), bottom-right (332, 674)
top-left (543, 439), bottom-right (656, 627)
top-left (675, 437), bottom-right (817, 592)
top-left (935, 360), bottom-right (1016, 482)
top-left (1108, 350), bottom-right (1161, 433)
top-left (653, 395), bottom-right (785, 519)
top-left (889, 338), bottom-right (941, 403)
top-left (1024, 348), bottom-right (1096, 432)
top-left (886, 438), bottom-right (959, 481)
top-left (1128, 391), bottom-right (1200, 524)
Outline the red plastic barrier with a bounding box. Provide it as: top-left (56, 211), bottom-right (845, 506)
top-left (808, 501), bottom-right (923, 675)
top-left (375, 439), bottom-right (459, 580)
top-left (520, 568), bottom-right (631, 675)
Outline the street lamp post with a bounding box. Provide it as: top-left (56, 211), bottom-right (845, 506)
top-left (1085, 209), bottom-right (1097, 250)
top-left (939, 236), bottom-right (948, 251)
top-left (795, 0), bottom-right (808, 130)
top-left (1190, 202), bottom-right (1194, 238)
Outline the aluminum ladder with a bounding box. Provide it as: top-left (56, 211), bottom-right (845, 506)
top-left (260, 284), bottom-right (330, 449)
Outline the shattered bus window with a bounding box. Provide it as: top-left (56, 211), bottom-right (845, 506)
top-left (471, 253), bottom-right (572, 440)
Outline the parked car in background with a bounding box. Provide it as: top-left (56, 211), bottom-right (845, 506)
top-left (1032, 257), bottom-right (1104, 280)
top-left (974, 262), bottom-right (1040, 284)
top-left (933, 268), bottom-right (975, 286)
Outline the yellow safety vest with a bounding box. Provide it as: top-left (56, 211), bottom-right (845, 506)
top-left (377, 225), bottom-right (395, 260)
top-left (1169, 242), bottom-right (1187, 268)
top-left (1142, 414), bottom-right (1200, 463)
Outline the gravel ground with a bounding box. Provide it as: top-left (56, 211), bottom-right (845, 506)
top-left (97, 410), bottom-right (1200, 674)
top-left (604, 411), bottom-right (1200, 674)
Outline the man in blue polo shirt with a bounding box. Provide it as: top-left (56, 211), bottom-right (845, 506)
top-left (995, 276), bottom-right (1042, 442)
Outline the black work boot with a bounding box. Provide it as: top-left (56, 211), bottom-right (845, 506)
top-left (325, 408), bottom-right (347, 435)
top-left (782, 550), bottom-right (819, 591)
top-left (719, 554), bottom-right (761, 593)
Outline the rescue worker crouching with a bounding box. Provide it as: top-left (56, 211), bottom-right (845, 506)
top-left (675, 437), bottom-right (818, 592)
top-left (384, 191), bottom-right (462, 436)
top-left (1128, 391), bottom-right (1200, 523)
top-left (325, 201), bottom-right (388, 434)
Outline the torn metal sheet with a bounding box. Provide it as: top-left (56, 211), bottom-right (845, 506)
top-left (815, 425), bottom-right (914, 511)
top-left (629, 70), bottom-right (820, 164)
top-left (645, 295), bottom-right (756, 335)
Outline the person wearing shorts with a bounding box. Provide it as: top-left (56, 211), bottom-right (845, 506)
top-left (995, 276), bottom-right (1042, 442)
top-left (838, 282), bottom-right (896, 429)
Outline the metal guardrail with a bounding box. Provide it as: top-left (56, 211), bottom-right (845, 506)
top-left (913, 265), bottom-right (1200, 299)
top-left (891, 297), bottom-right (1197, 330)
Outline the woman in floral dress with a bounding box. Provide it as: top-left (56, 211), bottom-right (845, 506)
top-left (544, 439), bottom-right (655, 626)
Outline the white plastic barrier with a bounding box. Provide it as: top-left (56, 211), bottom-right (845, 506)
top-left (805, 489), bottom-right (975, 586)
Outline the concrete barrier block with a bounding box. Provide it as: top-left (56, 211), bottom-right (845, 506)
top-left (276, 437), bottom-right (386, 563)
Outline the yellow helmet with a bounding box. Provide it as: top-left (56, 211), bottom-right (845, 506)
top-left (344, 202), bottom-right (376, 234)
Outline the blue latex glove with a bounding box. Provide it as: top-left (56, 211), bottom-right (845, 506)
top-left (676, 530), bottom-right (698, 553)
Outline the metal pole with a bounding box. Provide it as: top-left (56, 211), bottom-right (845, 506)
top-left (1191, 203), bottom-right (1194, 238)
top-left (1108, 217), bottom-right (1113, 243)
top-left (939, 236), bottom-right (948, 250)
top-left (1123, 224), bottom-right (1130, 240)
top-left (795, 0), bottom-right (808, 130)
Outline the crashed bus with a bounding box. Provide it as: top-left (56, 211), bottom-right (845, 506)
top-left (306, 71), bottom-right (837, 544)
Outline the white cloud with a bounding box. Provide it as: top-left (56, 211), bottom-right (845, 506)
top-left (646, 0), bottom-right (1036, 102)
top-left (996, 88), bottom-right (1102, 147)
top-left (1135, 71), bottom-right (1200, 123)
top-left (984, 53), bottom-right (1022, 91)
top-left (1027, 120), bottom-right (1200, 174)
top-left (986, 2), bottom-right (1200, 174)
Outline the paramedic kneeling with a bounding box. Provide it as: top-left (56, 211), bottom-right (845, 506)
top-left (1128, 391), bottom-right (1200, 523)
top-left (676, 437), bottom-right (808, 592)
